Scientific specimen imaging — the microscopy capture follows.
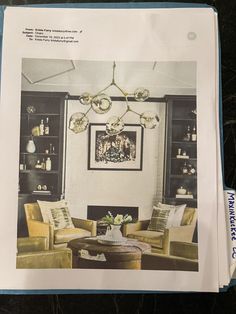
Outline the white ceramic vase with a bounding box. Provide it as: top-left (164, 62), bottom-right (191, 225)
top-left (26, 139), bottom-right (36, 153)
top-left (109, 224), bottom-right (123, 241)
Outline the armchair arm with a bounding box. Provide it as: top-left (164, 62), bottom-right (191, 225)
top-left (72, 218), bottom-right (97, 236)
top-left (123, 220), bottom-right (150, 237)
top-left (170, 241), bottom-right (198, 260)
top-left (16, 248), bottom-right (72, 269)
top-left (27, 220), bottom-right (54, 250)
top-left (163, 225), bottom-right (195, 255)
top-left (17, 237), bottom-right (48, 253)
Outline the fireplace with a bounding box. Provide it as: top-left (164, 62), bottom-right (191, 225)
top-left (87, 205), bottom-right (139, 235)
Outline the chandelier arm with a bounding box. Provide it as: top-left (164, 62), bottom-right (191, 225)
top-left (126, 92), bottom-right (135, 96)
top-left (93, 62), bottom-right (117, 97)
top-left (113, 82), bottom-right (128, 98)
top-left (93, 82), bottom-right (113, 97)
top-left (128, 107), bottom-right (141, 116)
top-left (119, 108), bottom-right (129, 119)
top-left (112, 61), bottom-right (116, 83)
top-left (124, 96), bottom-right (130, 109)
top-left (85, 106), bottom-right (92, 115)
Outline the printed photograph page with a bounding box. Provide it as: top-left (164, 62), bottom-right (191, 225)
top-left (0, 6), bottom-right (219, 292)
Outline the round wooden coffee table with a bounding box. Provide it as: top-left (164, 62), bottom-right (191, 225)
top-left (68, 237), bottom-right (151, 269)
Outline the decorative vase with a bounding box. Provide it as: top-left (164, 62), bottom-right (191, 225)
top-left (26, 139), bottom-right (36, 153)
top-left (111, 225), bottom-right (123, 241)
top-left (176, 186), bottom-right (187, 195)
top-left (109, 224), bottom-right (123, 241)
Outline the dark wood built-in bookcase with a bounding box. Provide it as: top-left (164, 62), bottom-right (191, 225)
top-left (18, 92), bottom-right (67, 236)
top-left (163, 95), bottom-right (197, 208)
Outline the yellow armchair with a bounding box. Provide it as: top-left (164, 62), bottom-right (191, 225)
top-left (24, 203), bottom-right (97, 249)
top-left (123, 207), bottom-right (197, 255)
top-left (16, 237), bottom-right (72, 269)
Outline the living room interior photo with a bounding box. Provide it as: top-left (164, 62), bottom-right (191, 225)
top-left (16, 59), bottom-right (198, 271)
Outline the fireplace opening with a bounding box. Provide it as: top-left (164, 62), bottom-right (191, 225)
top-left (87, 205), bottom-right (139, 235)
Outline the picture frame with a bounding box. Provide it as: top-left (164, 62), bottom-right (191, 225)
top-left (88, 124), bottom-right (144, 171)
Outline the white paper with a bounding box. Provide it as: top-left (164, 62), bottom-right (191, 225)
top-left (0, 6), bottom-right (221, 292)
top-left (214, 12), bottom-right (231, 288)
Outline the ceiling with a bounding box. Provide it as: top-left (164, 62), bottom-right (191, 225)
top-left (22, 59), bottom-right (196, 97)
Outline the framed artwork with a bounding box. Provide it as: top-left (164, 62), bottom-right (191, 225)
top-left (88, 124), bottom-right (144, 171)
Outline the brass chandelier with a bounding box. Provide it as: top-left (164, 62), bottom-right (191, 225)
top-left (69, 62), bottom-right (159, 135)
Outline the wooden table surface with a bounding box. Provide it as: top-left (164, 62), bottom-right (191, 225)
top-left (68, 237), bottom-right (151, 269)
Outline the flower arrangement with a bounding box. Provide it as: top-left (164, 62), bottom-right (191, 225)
top-left (102, 211), bottom-right (132, 226)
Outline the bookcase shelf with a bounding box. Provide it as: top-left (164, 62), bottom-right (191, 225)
top-left (18, 91), bottom-right (67, 237)
top-left (20, 170), bottom-right (59, 174)
top-left (21, 135), bottom-right (59, 139)
top-left (22, 113), bottom-right (60, 116)
top-left (163, 95), bottom-right (197, 207)
top-left (172, 141), bottom-right (196, 145)
top-left (171, 157), bottom-right (197, 161)
top-left (172, 118), bottom-right (196, 122)
top-left (20, 152), bottom-right (58, 156)
top-left (170, 174), bottom-right (197, 179)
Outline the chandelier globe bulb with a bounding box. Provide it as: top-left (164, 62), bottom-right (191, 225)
top-left (134, 88), bottom-right (150, 102)
top-left (106, 116), bottom-right (125, 135)
top-left (79, 92), bottom-right (93, 106)
top-left (69, 112), bottom-right (89, 133)
top-left (91, 94), bottom-right (112, 114)
top-left (140, 111), bottom-right (159, 129)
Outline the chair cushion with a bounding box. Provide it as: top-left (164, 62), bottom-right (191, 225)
top-left (127, 230), bottom-right (164, 248)
top-left (54, 228), bottom-right (91, 244)
top-left (147, 207), bottom-right (170, 232)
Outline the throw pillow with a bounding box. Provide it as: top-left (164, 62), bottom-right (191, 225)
top-left (147, 206), bottom-right (170, 232)
top-left (37, 200), bottom-right (68, 223)
top-left (181, 207), bottom-right (196, 225)
top-left (157, 202), bottom-right (187, 227)
top-left (49, 207), bottom-right (74, 230)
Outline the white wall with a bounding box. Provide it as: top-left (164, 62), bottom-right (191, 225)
top-left (65, 100), bottom-right (166, 220)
